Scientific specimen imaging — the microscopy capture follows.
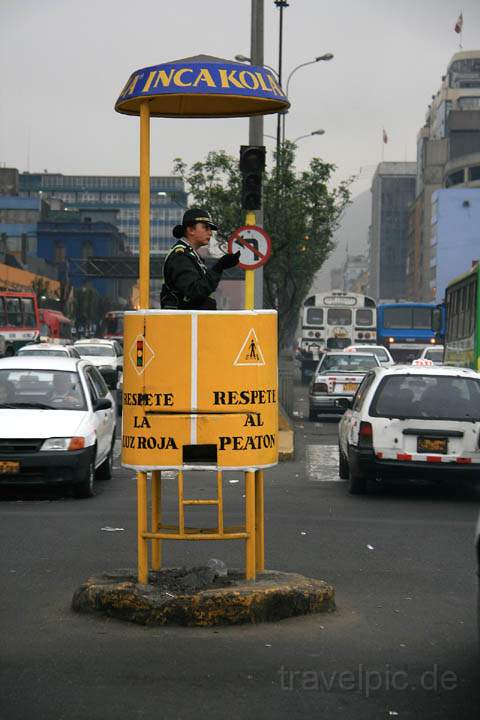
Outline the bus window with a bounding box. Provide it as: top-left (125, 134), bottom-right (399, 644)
top-left (383, 307), bottom-right (412, 328)
top-left (0, 298), bottom-right (5, 325)
top-left (21, 298), bottom-right (35, 327)
top-left (305, 308), bottom-right (323, 325)
top-left (356, 309), bottom-right (373, 326)
top-left (412, 307), bottom-right (433, 330)
top-left (327, 308), bottom-right (352, 325)
top-left (6, 298), bottom-right (21, 326)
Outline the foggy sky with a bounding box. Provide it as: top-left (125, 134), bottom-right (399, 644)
top-left (1, 0), bottom-right (478, 196)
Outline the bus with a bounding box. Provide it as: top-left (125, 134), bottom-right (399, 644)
top-left (100, 310), bottom-right (124, 345)
top-left (298, 291), bottom-right (377, 383)
top-left (444, 263), bottom-right (480, 369)
top-left (0, 291), bottom-right (40, 356)
top-left (377, 303), bottom-right (444, 363)
top-left (39, 308), bottom-right (73, 344)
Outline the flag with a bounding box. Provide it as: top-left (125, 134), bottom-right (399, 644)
top-left (454, 12), bottom-right (463, 34)
top-left (382, 128), bottom-right (388, 144)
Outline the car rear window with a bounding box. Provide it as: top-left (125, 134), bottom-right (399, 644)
top-left (424, 349), bottom-right (444, 363)
top-left (370, 374), bottom-right (480, 421)
top-left (75, 345), bottom-right (114, 357)
top-left (18, 349), bottom-right (67, 357)
top-left (320, 355), bottom-right (378, 373)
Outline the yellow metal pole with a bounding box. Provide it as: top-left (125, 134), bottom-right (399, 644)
top-left (244, 210), bottom-right (256, 310)
top-left (151, 470), bottom-right (162, 570)
top-left (245, 470), bottom-right (256, 580)
top-left (217, 470), bottom-right (224, 535)
top-left (255, 470), bottom-right (265, 572)
top-left (139, 100), bottom-right (151, 309)
top-left (137, 471), bottom-right (149, 584)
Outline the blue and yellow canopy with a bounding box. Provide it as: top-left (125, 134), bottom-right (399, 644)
top-left (115, 54), bottom-right (289, 118)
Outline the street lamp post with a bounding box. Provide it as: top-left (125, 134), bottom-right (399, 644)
top-left (274, 0), bottom-right (289, 168)
top-left (292, 129), bottom-right (325, 144)
top-left (282, 54), bottom-right (333, 144)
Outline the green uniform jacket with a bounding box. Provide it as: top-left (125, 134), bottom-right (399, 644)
top-left (160, 239), bottom-right (222, 310)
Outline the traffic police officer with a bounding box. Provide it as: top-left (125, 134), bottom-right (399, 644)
top-left (160, 208), bottom-right (240, 310)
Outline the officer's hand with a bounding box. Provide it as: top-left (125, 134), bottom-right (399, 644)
top-left (213, 251), bottom-right (241, 272)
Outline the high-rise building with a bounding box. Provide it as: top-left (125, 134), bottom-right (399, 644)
top-left (19, 172), bottom-right (187, 254)
top-left (408, 50), bottom-right (480, 299)
top-left (368, 162), bottom-right (416, 301)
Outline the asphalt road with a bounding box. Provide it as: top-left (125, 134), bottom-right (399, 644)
top-left (1, 381), bottom-right (479, 720)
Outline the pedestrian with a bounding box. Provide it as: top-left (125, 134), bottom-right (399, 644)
top-left (160, 208), bottom-right (240, 310)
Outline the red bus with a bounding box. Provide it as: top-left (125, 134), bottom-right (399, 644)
top-left (0, 291), bottom-right (40, 356)
top-left (100, 311), bottom-right (124, 345)
top-left (39, 308), bottom-right (73, 343)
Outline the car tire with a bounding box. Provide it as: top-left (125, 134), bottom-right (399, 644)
top-left (348, 465), bottom-right (368, 495)
top-left (309, 407), bottom-right (317, 421)
top-left (338, 445), bottom-right (349, 480)
top-left (73, 456), bottom-right (95, 498)
top-left (96, 436), bottom-right (115, 481)
top-left (301, 370), bottom-right (310, 385)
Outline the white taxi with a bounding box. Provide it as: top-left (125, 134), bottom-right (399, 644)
top-left (338, 364), bottom-right (480, 494)
top-left (0, 356), bottom-right (116, 497)
top-left (308, 351), bottom-right (380, 420)
top-left (344, 344), bottom-right (395, 366)
top-left (74, 338), bottom-right (123, 389)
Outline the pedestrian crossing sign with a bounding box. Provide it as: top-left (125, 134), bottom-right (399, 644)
top-left (234, 328), bottom-right (265, 366)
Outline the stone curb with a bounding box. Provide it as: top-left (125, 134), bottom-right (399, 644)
top-left (72, 568), bottom-right (335, 626)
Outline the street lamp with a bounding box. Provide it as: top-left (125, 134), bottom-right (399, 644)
top-left (234, 55), bottom-right (279, 77)
top-left (292, 129), bottom-right (325, 144)
top-left (283, 54), bottom-right (333, 144)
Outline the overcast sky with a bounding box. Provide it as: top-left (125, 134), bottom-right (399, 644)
top-left (1, 0), bottom-right (478, 197)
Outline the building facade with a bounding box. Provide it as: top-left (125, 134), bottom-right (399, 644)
top-left (430, 188), bottom-right (480, 302)
top-left (368, 162), bottom-right (416, 301)
top-left (19, 172), bottom-right (187, 254)
top-left (408, 50), bottom-right (480, 299)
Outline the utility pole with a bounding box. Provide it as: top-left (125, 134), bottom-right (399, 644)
top-left (249, 0), bottom-right (264, 308)
top-left (275, 0), bottom-right (288, 165)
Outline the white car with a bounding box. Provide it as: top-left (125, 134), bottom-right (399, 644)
top-left (17, 343), bottom-right (81, 359)
top-left (308, 351), bottom-right (380, 420)
top-left (339, 364), bottom-right (480, 494)
top-left (0, 356), bottom-right (116, 497)
top-left (344, 344), bottom-right (395, 366)
top-left (419, 345), bottom-right (444, 365)
top-left (74, 338), bottom-right (123, 389)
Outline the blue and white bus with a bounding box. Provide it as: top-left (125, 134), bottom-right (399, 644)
top-left (377, 303), bottom-right (445, 363)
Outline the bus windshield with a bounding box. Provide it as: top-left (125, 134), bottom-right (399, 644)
top-left (383, 307), bottom-right (433, 329)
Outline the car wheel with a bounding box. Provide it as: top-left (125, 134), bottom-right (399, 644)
top-left (348, 464), bottom-right (369, 495)
top-left (308, 406), bottom-right (317, 421)
top-left (301, 370), bottom-right (310, 385)
top-left (96, 436), bottom-right (115, 481)
top-left (73, 457), bottom-right (95, 498)
top-left (338, 445), bottom-right (349, 480)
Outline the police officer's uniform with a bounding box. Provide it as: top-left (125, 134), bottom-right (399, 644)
top-left (160, 237), bottom-right (221, 310)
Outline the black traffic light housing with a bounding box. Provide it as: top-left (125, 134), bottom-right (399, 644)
top-left (240, 145), bottom-right (266, 210)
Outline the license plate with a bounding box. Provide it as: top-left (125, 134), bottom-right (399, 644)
top-left (343, 383), bottom-right (358, 392)
top-left (417, 437), bottom-right (448, 454)
top-left (0, 461), bottom-right (20, 473)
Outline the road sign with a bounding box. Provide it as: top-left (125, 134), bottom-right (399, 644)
top-left (228, 225), bottom-right (272, 270)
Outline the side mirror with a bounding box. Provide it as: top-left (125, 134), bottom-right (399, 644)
top-left (93, 397), bottom-right (112, 411)
top-left (432, 308), bottom-right (441, 333)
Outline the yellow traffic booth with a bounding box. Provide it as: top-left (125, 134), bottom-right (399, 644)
top-left (122, 309), bottom-right (277, 582)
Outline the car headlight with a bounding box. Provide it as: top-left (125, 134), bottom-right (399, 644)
top-left (40, 437), bottom-right (85, 451)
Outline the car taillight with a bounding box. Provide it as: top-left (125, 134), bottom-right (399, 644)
top-left (365, 332), bottom-right (371, 339)
top-left (358, 421), bottom-right (373, 448)
top-left (312, 382), bottom-right (328, 393)
top-left (358, 332), bottom-right (364, 339)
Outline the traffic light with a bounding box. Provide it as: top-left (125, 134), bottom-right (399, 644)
top-left (240, 145), bottom-right (266, 210)
top-left (136, 339), bottom-right (144, 367)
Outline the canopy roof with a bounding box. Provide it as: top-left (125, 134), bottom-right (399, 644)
top-left (115, 55), bottom-right (289, 118)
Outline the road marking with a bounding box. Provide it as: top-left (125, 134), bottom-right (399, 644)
top-left (306, 444), bottom-right (344, 482)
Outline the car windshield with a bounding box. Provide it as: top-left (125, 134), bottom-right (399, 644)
top-left (75, 345), bottom-right (114, 357)
top-left (353, 348), bottom-right (389, 362)
top-left (320, 355), bottom-right (378, 373)
top-left (18, 348), bottom-right (68, 357)
top-left (370, 374), bottom-right (480, 421)
top-left (0, 369), bottom-right (87, 411)
top-left (424, 349), bottom-right (444, 363)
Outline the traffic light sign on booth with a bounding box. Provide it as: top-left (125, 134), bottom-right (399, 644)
top-left (240, 145), bottom-right (266, 210)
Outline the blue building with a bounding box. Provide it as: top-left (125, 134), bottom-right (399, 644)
top-left (19, 172), bottom-right (187, 254)
top-left (430, 188), bottom-right (480, 302)
top-left (37, 219), bottom-right (128, 298)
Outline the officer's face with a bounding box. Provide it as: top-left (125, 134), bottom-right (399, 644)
top-left (188, 222), bottom-right (212, 249)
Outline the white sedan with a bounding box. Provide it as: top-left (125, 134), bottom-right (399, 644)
top-left (17, 343), bottom-right (81, 359)
top-left (339, 364), bottom-right (480, 494)
top-left (344, 344), bottom-right (395, 366)
top-left (0, 356), bottom-right (116, 497)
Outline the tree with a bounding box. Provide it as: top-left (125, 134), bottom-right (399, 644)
top-left (174, 144), bottom-right (352, 347)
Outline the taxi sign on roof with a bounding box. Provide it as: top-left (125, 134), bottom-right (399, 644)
top-left (412, 358), bottom-right (434, 366)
